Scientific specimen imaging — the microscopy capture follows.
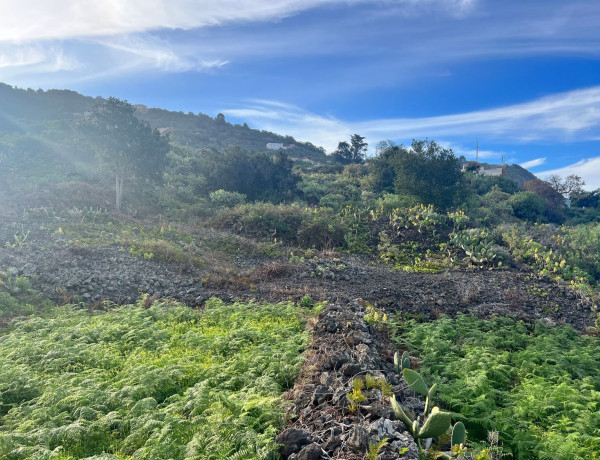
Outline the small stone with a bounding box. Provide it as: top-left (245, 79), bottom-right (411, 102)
top-left (345, 426), bottom-right (369, 452)
top-left (275, 428), bottom-right (312, 457)
top-left (328, 352), bottom-right (349, 370)
top-left (297, 443), bottom-right (323, 460)
top-left (312, 386), bottom-right (330, 405)
top-left (340, 362), bottom-right (363, 376)
top-left (540, 317), bottom-right (557, 327)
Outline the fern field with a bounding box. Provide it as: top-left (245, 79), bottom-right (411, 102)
top-left (0, 298), bottom-right (308, 459)
top-left (395, 315), bottom-right (600, 459)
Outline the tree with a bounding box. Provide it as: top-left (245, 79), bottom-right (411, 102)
top-left (571, 189), bottom-right (600, 208)
top-left (546, 174), bottom-right (585, 198)
top-left (332, 134), bottom-right (368, 164)
top-left (371, 139), bottom-right (464, 210)
top-left (201, 147), bottom-right (298, 202)
top-left (523, 179), bottom-right (565, 223)
top-left (85, 98), bottom-right (170, 210)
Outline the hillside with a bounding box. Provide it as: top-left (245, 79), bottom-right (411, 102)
top-left (135, 106), bottom-right (327, 160)
top-left (2, 83), bottom-right (600, 460)
top-left (0, 82), bottom-right (327, 160)
top-left (480, 162), bottom-right (537, 187)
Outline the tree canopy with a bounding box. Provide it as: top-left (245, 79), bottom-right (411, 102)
top-left (371, 139), bottom-right (464, 209)
top-left (332, 134), bottom-right (367, 164)
top-left (84, 97), bottom-right (170, 210)
top-left (201, 147), bottom-right (298, 202)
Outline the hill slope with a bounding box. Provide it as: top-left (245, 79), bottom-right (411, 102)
top-left (0, 82), bottom-right (326, 159)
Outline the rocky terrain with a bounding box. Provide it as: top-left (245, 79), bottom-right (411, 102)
top-left (277, 300), bottom-right (421, 459)
top-left (0, 213), bottom-right (595, 330)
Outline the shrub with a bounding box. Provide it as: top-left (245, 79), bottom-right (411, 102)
top-left (509, 191), bottom-right (546, 222)
top-left (209, 189), bottom-right (246, 208)
top-left (210, 203), bottom-right (349, 249)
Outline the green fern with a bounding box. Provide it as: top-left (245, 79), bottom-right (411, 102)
top-left (367, 437), bottom-right (389, 460)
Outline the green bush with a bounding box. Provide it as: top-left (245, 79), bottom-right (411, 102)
top-left (209, 189), bottom-right (246, 208)
top-left (509, 191), bottom-right (546, 222)
top-left (0, 292), bottom-right (20, 315)
top-left (210, 202), bottom-right (349, 249)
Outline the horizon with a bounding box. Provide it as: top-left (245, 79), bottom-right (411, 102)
top-left (1, 0), bottom-right (600, 189)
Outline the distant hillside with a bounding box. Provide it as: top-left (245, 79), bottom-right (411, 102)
top-left (494, 163), bottom-right (537, 188)
top-left (0, 83), bottom-right (97, 133)
top-left (0, 83), bottom-right (327, 160)
top-left (461, 158), bottom-right (537, 188)
top-left (135, 106), bottom-right (327, 160)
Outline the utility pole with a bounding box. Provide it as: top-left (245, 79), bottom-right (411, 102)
top-left (476, 140), bottom-right (479, 162)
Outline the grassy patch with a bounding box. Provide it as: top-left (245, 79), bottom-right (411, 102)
top-left (394, 315), bottom-right (600, 459)
top-left (0, 298), bottom-right (308, 459)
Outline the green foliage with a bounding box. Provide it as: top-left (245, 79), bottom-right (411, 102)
top-left (0, 298), bottom-right (308, 459)
top-left (298, 172), bottom-right (364, 207)
top-left (210, 202), bottom-right (349, 249)
top-left (209, 189), bottom-right (247, 208)
top-left (418, 406), bottom-right (452, 438)
top-left (450, 229), bottom-right (509, 266)
top-left (508, 191), bottom-right (546, 222)
top-left (395, 315), bottom-right (600, 459)
top-left (394, 351), bottom-right (412, 375)
top-left (201, 148), bottom-right (298, 202)
top-left (347, 378), bottom-right (368, 413)
top-left (403, 368), bottom-right (429, 398)
top-left (83, 97), bottom-right (170, 210)
top-left (371, 139), bottom-right (464, 210)
top-left (451, 422), bottom-right (466, 447)
top-left (501, 223), bottom-right (600, 286)
top-left (367, 437), bottom-right (390, 460)
top-left (332, 134), bottom-right (367, 165)
top-left (299, 294), bottom-right (314, 308)
top-left (464, 172), bottom-right (520, 196)
top-left (5, 228), bottom-right (29, 250)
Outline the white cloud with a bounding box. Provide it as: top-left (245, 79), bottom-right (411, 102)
top-left (520, 157), bottom-right (547, 169)
top-left (0, 44), bottom-right (80, 76)
top-left (0, 0), bottom-right (474, 42)
top-left (98, 35), bottom-right (229, 72)
top-left (225, 86), bottom-right (600, 152)
top-left (537, 157), bottom-right (600, 190)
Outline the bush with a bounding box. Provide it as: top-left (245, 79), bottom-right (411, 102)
top-left (209, 189), bottom-right (246, 208)
top-left (509, 191), bottom-right (546, 222)
top-left (210, 202), bottom-right (349, 249)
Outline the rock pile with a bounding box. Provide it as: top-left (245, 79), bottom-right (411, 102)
top-left (277, 301), bottom-right (421, 459)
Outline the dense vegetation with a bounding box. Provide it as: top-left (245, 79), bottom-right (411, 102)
top-left (0, 298), bottom-right (308, 459)
top-left (394, 315), bottom-right (600, 459)
top-left (2, 81), bottom-right (600, 459)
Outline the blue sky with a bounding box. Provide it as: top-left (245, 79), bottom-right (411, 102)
top-left (2, 0), bottom-right (600, 188)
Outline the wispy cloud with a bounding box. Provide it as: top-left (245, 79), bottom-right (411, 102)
top-left (537, 157), bottom-right (600, 190)
top-left (225, 86), bottom-right (600, 151)
top-left (0, 44), bottom-right (80, 75)
top-left (519, 157), bottom-right (547, 169)
top-left (98, 35), bottom-right (229, 72)
top-left (1, 0), bottom-right (474, 42)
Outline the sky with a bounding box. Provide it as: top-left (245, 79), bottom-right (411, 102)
top-left (1, 0), bottom-right (600, 189)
